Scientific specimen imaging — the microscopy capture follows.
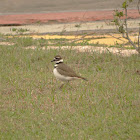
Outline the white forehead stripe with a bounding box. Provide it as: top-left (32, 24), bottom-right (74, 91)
top-left (55, 57), bottom-right (61, 59)
top-left (56, 59), bottom-right (63, 63)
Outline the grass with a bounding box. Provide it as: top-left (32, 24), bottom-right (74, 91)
top-left (5, 35), bottom-right (138, 50)
top-left (0, 38), bottom-right (140, 140)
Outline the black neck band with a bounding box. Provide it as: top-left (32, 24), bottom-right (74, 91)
top-left (56, 62), bottom-right (63, 64)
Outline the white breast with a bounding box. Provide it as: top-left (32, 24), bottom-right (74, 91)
top-left (53, 68), bottom-right (75, 82)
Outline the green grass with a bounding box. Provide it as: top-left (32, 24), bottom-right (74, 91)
top-left (2, 33), bottom-right (137, 49)
top-left (0, 42), bottom-right (140, 140)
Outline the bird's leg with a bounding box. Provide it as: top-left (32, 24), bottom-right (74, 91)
top-left (67, 81), bottom-right (72, 88)
top-left (60, 83), bottom-right (64, 89)
top-left (59, 81), bottom-right (71, 89)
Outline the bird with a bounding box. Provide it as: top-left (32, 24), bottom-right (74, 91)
top-left (51, 55), bottom-right (87, 86)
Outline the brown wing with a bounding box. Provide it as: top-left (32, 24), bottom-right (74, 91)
top-left (57, 63), bottom-right (88, 81)
top-left (57, 63), bottom-right (79, 77)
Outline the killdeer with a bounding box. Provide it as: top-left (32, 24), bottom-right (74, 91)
top-left (51, 55), bottom-right (87, 83)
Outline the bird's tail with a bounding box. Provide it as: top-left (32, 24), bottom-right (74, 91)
top-left (77, 76), bottom-right (88, 81)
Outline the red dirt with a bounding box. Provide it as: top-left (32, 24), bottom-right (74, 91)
top-left (0, 9), bottom-right (139, 25)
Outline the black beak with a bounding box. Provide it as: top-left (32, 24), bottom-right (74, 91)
top-left (51, 59), bottom-right (55, 62)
